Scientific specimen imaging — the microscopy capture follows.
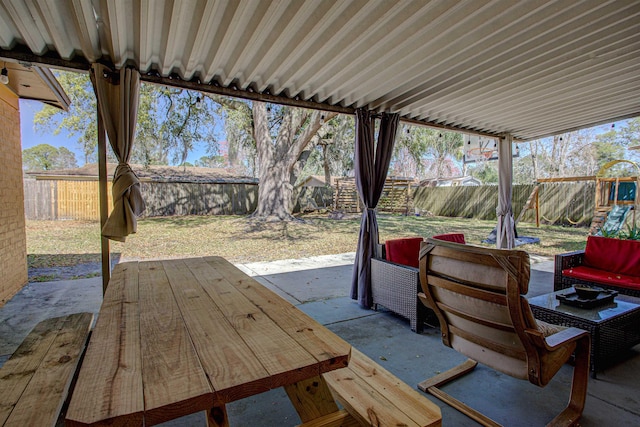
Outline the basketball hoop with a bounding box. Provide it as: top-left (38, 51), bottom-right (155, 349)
top-left (466, 147), bottom-right (496, 160)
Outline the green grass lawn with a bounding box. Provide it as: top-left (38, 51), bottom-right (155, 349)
top-left (26, 213), bottom-right (589, 273)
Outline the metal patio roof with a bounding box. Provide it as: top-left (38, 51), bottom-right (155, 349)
top-left (1, 0), bottom-right (639, 141)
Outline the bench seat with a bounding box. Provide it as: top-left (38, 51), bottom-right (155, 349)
top-left (562, 265), bottom-right (640, 289)
top-left (316, 348), bottom-right (441, 427)
top-left (0, 312), bottom-right (93, 427)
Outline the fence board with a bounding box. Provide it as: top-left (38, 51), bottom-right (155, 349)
top-left (412, 182), bottom-right (596, 225)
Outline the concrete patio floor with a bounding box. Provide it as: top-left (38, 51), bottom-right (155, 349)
top-left (1, 253), bottom-right (638, 426)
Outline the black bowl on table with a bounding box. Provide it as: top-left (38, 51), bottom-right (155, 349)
top-left (573, 285), bottom-right (603, 300)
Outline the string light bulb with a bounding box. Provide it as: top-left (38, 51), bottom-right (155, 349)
top-left (195, 96), bottom-right (203, 109)
top-left (320, 114), bottom-right (325, 124)
top-left (0, 64), bottom-right (8, 85)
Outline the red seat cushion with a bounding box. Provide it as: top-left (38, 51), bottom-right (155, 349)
top-left (432, 233), bottom-right (466, 244)
top-left (385, 237), bottom-right (424, 268)
top-left (584, 236), bottom-right (640, 277)
top-left (563, 266), bottom-right (640, 290)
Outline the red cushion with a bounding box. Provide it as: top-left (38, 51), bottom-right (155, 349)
top-left (432, 233), bottom-right (466, 244)
top-left (563, 266), bottom-right (640, 290)
top-left (584, 236), bottom-right (640, 277)
top-left (385, 237), bottom-right (424, 268)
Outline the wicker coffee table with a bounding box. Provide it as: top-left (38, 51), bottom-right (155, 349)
top-left (528, 289), bottom-right (640, 378)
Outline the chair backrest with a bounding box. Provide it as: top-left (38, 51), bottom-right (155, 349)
top-left (432, 233), bottom-right (466, 244)
top-left (385, 237), bottom-right (424, 268)
top-left (419, 238), bottom-right (546, 384)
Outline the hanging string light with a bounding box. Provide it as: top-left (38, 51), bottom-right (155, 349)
top-left (0, 63), bottom-right (8, 85)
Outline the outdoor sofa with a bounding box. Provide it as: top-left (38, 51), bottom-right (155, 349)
top-left (370, 234), bottom-right (465, 332)
top-left (554, 235), bottom-right (640, 297)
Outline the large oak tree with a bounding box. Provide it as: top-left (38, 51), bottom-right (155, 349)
top-left (206, 94), bottom-right (337, 220)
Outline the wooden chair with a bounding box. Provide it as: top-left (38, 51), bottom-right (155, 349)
top-left (418, 238), bottom-right (591, 427)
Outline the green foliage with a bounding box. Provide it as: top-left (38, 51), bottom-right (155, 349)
top-left (34, 72), bottom-right (96, 163)
top-left (512, 120), bottom-right (640, 183)
top-left (33, 70), bottom-right (223, 167)
top-left (593, 130), bottom-right (626, 171)
top-left (303, 115), bottom-right (355, 178)
top-left (156, 87), bottom-right (221, 166)
top-left (221, 100), bottom-right (256, 174)
top-left (620, 224), bottom-right (640, 240)
top-left (194, 155), bottom-right (227, 168)
top-left (392, 127), bottom-right (463, 179)
top-left (469, 162), bottom-right (499, 183)
top-left (22, 144), bottom-right (78, 171)
top-left (598, 227), bottom-right (619, 238)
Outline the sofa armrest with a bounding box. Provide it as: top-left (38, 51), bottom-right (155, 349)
top-left (554, 250), bottom-right (585, 291)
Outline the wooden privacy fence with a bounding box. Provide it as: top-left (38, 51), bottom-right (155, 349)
top-left (142, 181), bottom-right (258, 216)
top-left (24, 180), bottom-right (114, 220)
top-left (412, 182), bottom-right (596, 226)
top-left (24, 179), bottom-right (258, 220)
top-left (25, 178), bottom-right (597, 226)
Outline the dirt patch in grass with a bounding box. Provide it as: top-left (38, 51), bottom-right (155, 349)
top-left (26, 213), bottom-right (589, 281)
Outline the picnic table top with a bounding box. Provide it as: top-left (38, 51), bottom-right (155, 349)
top-left (66, 256), bottom-right (351, 426)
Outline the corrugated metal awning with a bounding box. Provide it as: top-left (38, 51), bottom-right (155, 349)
top-left (1, 0), bottom-right (638, 140)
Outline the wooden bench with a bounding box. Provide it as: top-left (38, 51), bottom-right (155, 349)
top-left (303, 348), bottom-right (441, 427)
top-left (0, 312), bottom-right (93, 427)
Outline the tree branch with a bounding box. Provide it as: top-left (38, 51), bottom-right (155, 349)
top-left (290, 111), bottom-right (338, 160)
top-left (205, 93), bottom-right (251, 116)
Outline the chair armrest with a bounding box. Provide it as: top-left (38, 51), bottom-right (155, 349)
top-left (525, 327), bottom-right (590, 352)
top-left (371, 258), bottom-right (422, 332)
top-left (554, 250), bottom-right (585, 291)
top-left (371, 258), bottom-right (419, 280)
top-left (556, 250), bottom-right (585, 270)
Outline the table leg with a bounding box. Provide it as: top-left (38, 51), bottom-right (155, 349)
top-left (206, 405), bottom-right (229, 427)
top-left (591, 327), bottom-right (599, 379)
top-left (285, 375), bottom-right (339, 422)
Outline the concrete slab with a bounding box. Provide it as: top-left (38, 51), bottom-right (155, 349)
top-left (1, 253), bottom-right (638, 426)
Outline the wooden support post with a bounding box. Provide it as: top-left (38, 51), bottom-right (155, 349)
top-left (97, 103), bottom-right (111, 294)
top-left (536, 187), bottom-right (540, 228)
top-left (284, 375), bottom-right (339, 422)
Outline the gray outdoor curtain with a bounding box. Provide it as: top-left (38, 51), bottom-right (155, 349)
top-left (496, 134), bottom-right (516, 249)
top-left (90, 63), bottom-right (145, 242)
top-left (351, 109), bottom-right (399, 308)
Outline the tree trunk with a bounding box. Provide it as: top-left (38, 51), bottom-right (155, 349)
top-left (254, 161), bottom-right (296, 220)
top-left (322, 143), bottom-right (331, 186)
top-left (529, 141), bottom-right (539, 181)
top-left (251, 102), bottom-right (337, 221)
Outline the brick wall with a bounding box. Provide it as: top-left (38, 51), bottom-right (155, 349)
top-left (0, 85), bottom-right (27, 306)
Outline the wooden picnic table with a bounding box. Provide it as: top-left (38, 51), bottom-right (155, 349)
top-left (66, 256), bottom-right (351, 426)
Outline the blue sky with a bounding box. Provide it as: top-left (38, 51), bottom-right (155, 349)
top-left (19, 99), bottom-right (209, 166)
